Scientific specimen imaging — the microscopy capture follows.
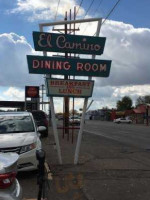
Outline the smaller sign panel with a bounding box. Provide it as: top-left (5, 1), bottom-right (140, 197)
top-left (33, 31), bottom-right (106, 55)
top-left (45, 79), bottom-right (94, 98)
top-left (25, 86), bottom-right (39, 98)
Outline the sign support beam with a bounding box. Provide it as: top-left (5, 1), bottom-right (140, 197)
top-left (74, 18), bottom-right (102, 165)
top-left (39, 18), bottom-right (101, 29)
top-left (39, 25), bottom-right (62, 165)
top-left (50, 96), bottom-right (62, 164)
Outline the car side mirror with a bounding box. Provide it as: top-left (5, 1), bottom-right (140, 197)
top-left (38, 126), bottom-right (46, 132)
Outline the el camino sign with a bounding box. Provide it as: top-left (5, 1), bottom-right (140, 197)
top-left (46, 79), bottom-right (94, 97)
top-left (27, 55), bottom-right (112, 77)
top-left (33, 31), bottom-right (106, 55)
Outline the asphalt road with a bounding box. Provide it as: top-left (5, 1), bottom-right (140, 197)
top-left (19, 120), bottom-right (150, 200)
top-left (84, 120), bottom-right (150, 150)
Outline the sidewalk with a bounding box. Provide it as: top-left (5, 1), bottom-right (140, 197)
top-left (42, 125), bottom-right (150, 200)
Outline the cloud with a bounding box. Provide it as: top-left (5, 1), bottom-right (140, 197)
top-left (9, 0), bottom-right (85, 22)
top-left (95, 20), bottom-right (150, 87)
top-left (91, 84), bottom-right (150, 109)
top-left (75, 20), bottom-right (150, 87)
top-left (0, 32), bottom-right (44, 87)
top-left (3, 87), bottom-right (24, 101)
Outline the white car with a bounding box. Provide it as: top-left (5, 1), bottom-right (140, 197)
top-left (0, 152), bottom-right (22, 200)
top-left (69, 116), bottom-right (81, 126)
top-left (0, 112), bottom-right (44, 171)
top-left (114, 117), bottom-right (132, 124)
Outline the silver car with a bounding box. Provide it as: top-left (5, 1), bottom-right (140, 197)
top-left (0, 112), bottom-right (43, 171)
top-left (0, 152), bottom-right (22, 200)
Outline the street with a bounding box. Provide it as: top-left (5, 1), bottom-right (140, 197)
top-left (84, 120), bottom-right (150, 150)
top-left (19, 120), bottom-right (150, 200)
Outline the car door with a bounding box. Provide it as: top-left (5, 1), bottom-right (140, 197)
top-left (121, 118), bottom-right (126, 123)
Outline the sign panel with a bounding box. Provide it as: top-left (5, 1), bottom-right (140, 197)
top-left (45, 78), bottom-right (94, 98)
top-left (25, 86), bottom-right (39, 98)
top-left (26, 100), bottom-right (38, 111)
top-left (33, 31), bottom-right (106, 55)
top-left (27, 55), bottom-right (112, 77)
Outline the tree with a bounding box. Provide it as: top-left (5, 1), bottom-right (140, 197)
top-left (117, 96), bottom-right (133, 111)
top-left (136, 95), bottom-right (150, 106)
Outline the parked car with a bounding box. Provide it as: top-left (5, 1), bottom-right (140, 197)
top-left (114, 117), bottom-right (132, 124)
top-left (31, 110), bottom-right (48, 137)
top-left (0, 112), bottom-right (43, 171)
top-left (0, 152), bottom-right (22, 200)
top-left (69, 116), bottom-right (81, 126)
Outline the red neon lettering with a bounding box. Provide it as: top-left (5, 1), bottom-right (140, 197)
top-left (100, 64), bottom-right (106, 71)
top-left (77, 63), bottom-right (83, 71)
top-left (84, 63), bottom-right (91, 71)
top-left (33, 60), bottom-right (39, 68)
top-left (63, 62), bottom-right (70, 70)
top-left (56, 61), bottom-right (62, 70)
top-left (45, 61), bottom-right (51, 69)
top-left (92, 64), bottom-right (98, 71)
top-left (50, 81), bottom-right (55, 85)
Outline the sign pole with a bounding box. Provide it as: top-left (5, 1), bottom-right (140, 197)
top-left (50, 96), bottom-right (62, 164)
top-left (74, 19), bottom-right (102, 164)
top-left (39, 25), bottom-right (62, 165)
top-left (64, 12), bottom-right (70, 137)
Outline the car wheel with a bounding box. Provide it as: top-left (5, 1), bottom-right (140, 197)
top-left (117, 121), bottom-right (121, 124)
top-left (128, 121), bottom-right (131, 124)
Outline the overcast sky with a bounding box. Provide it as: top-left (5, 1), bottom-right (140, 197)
top-left (0, 0), bottom-right (150, 112)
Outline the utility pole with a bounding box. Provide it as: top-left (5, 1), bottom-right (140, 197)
top-left (53, 9), bottom-right (79, 136)
top-left (64, 12), bottom-right (70, 135)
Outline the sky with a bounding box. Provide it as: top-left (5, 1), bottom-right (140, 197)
top-left (0, 0), bottom-right (150, 112)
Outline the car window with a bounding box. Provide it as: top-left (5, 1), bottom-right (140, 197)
top-left (32, 112), bottom-right (46, 120)
top-left (70, 117), bottom-right (80, 119)
top-left (0, 116), bottom-right (35, 134)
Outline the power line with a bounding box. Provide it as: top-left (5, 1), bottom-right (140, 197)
top-left (82, 0), bottom-right (104, 34)
top-left (78, 0), bottom-right (95, 30)
top-left (102, 0), bottom-right (122, 25)
top-left (94, 0), bottom-right (104, 14)
top-left (92, 0), bottom-right (122, 36)
top-left (83, 0), bottom-right (95, 19)
top-left (54, 0), bottom-right (61, 21)
top-left (76, 0), bottom-right (84, 17)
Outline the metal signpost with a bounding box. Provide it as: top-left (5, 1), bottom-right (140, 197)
top-left (74, 19), bottom-right (102, 164)
top-left (27, 17), bottom-right (111, 165)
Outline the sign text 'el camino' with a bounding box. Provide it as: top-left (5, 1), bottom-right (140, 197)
top-left (27, 55), bottom-right (112, 77)
top-left (46, 79), bottom-right (94, 97)
top-left (33, 31), bottom-right (106, 55)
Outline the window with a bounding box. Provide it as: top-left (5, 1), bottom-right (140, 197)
top-left (0, 115), bottom-right (35, 134)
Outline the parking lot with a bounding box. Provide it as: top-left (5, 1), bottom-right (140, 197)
top-left (17, 120), bottom-right (150, 200)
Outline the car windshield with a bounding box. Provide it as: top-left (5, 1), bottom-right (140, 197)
top-left (0, 115), bottom-right (35, 134)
